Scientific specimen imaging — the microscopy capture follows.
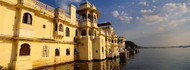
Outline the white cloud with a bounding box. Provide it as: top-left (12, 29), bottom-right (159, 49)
top-left (69, 0), bottom-right (81, 3)
top-left (136, 15), bottom-right (168, 25)
top-left (140, 9), bottom-right (154, 13)
top-left (121, 11), bottom-right (128, 15)
top-left (112, 10), bottom-right (133, 24)
top-left (112, 10), bottom-right (119, 17)
top-left (119, 16), bottom-right (133, 24)
top-left (138, 1), bottom-right (149, 6)
top-left (137, 3), bottom-right (190, 27)
top-left (55, 0), bottom-right (82, 12)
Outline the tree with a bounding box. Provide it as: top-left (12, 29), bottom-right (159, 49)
top-left (125, 41), bottom-right (138, 50)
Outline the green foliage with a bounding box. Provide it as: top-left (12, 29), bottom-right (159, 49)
top-left (125, 41), bottom-right (138, 50)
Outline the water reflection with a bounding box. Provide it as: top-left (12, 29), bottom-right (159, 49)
top-left (36, 57), bottom-right (128, 70)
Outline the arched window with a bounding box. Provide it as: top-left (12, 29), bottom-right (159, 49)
top-left (112, 40), bottom-right (114, 43)
top-left (81, 30), bottom-right (86, 36)
top-left (66, 48), bottom-right (70, 55)
top-left (66, 27), bottom-right (70, 37)
top-left (55, 48), bottom-right (60, 56)
top-left (19, 43), bottom-right (30, 56)
top-left (89, 30), bottom-right (92, 36)
top-left (59, 24), bottom-right (63, 32)
top-left (23, 13), bottom-right (32, 24)
top-left (82, 14), bottom-right (86, 20)
top-left (75, 29), bottom-right (78, 36)
top-left (88, 14), bottom-right (91, 19)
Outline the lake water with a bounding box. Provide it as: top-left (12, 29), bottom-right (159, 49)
top-left (35, 48), bottom-right (190, 70)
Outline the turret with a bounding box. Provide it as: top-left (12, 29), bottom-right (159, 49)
top-left (77, 1), bottom-right (100, 24)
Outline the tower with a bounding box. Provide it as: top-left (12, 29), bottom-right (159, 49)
top-left (76, 1), bottom-right (102, 60)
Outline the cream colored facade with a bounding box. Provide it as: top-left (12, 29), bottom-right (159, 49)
top-left (0, 0), bottom-right (125, 70)
top-left (118, 37), bottom-right (127, 52)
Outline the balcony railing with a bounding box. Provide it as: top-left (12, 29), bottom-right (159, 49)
top-left (22, 0), bottom-right (55, 16)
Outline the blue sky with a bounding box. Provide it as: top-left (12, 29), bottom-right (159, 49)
top-left (39, 0), bottom-right (190, 47)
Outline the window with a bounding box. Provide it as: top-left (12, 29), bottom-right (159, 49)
top-left (55, 48), bottom-right (60, 56)
top-left (81, 30), bottom-right (86, 36)
top-left (102, 47), bottom-right (104, 53)
top-left (109, 49), bottom-right (111, 53)
top-left (55, 23), bottom-right (58, 31)
top-left (112, 40), bottom-right (114, 43)
top-left (75, 29), bottom-right (78, 36)
top-left (82, 14), bottom-right (86, 20)
top-left (59, 24), bottom-right (63, 32)
top-left (96, 50), bottom-right (98, 53)
top-left (23, 13), bottom-right (32, 24)
top-left (94, 15), bottom-right (96, 21)
top-left (89, 30), bottom-right (92, 36)
top-left (43, 25), bottom-right (46, 29)
top-left (19, 43), bottom-right (30, 56)
top-left (66, 27), bottom-right (70, 37)
top-left (74, 37), bottom-right (77, 42)
top-left (94, 31), bottom-right (96, 36)
top-left (42, 45), bottom-right (49, 57)
top-left (66, 48), bottom-right (70, 55)
top-left (74, 48), bottom-right (78, 55)
top-left (88, 14), bottom-right (91, 19)
top-left (115, 40), bottom-right (117, 43)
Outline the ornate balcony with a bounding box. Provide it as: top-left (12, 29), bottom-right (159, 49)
top-left (79, 19), bottom-right (91, 27)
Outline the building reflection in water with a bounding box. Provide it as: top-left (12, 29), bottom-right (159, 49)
top-left (36, 57), bottom-right (128, 70)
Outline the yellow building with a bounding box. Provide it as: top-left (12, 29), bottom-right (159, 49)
top-left (0, 0), bottom-right (125, 70)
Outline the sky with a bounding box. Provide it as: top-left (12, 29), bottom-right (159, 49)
top-left (39, 0), bottom-right (190, 47)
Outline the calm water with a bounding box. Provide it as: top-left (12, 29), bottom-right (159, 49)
top-left (36, 48), bottom-right (190, 70)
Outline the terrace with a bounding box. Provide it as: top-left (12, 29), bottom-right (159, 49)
top-left (21, 0), bottom-right (71, 19)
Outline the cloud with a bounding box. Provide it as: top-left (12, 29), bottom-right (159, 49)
top-left (138, 1), bottom-right (149, 6)
top-left (131, 3), bottom-right (190, 46)
top-left (136, 15), bottom-right (168, 25)
top-left (112, 10), bottom-right (119, 17)
top-left (112, 10), bottom-right (133, 24)
top-left (153, 6), bottom-right (157, 8)
top-left (140, 9), bottom-right (154, 13)
top-left (55, 0), bottom-right (82, 12)
top-left (137, 3), bottom-right (190, 27)
top-left (152, 0), bottom-right (156, 3)
top-left (69, 0), bottom-right (81, 3)
top-left (119, 16), bottom-right (133, 24)
top-left (118, 6), bottom-right (125, 9)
